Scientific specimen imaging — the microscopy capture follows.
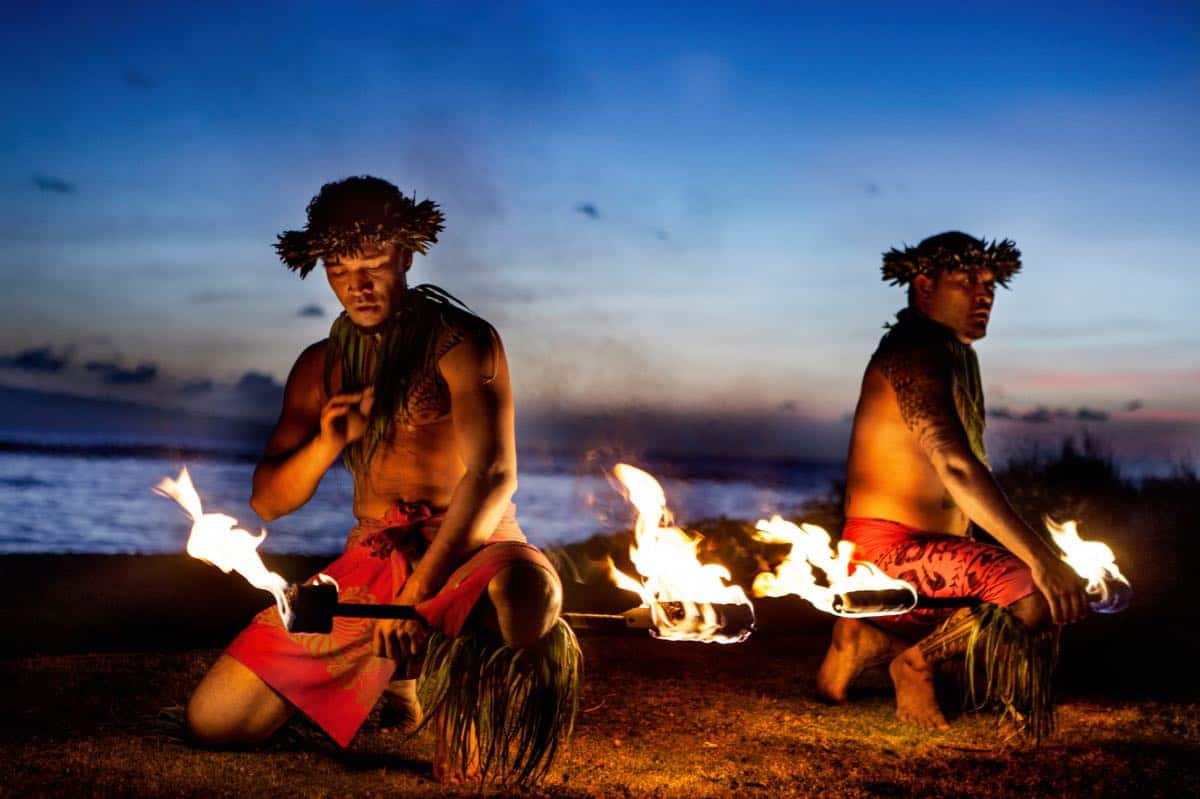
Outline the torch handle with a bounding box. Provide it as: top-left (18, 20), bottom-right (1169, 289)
top-left (332, 603), bottom-right (426, 621)
top-left (916, 596), bottom-right (981, 609)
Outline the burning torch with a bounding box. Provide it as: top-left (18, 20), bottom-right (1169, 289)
top-left (752, 515), bottom-right (1132, 617)
top-left (155, 467), bottom-right (436, 634)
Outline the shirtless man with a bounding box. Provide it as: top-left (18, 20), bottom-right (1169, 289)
top-left (185, 176), bottom-right (579, 784)
top-left (816, 231), bottom-right (1088, 737)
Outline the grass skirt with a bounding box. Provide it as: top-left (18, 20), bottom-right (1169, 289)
top-left (962, 603), bottom-right (1059, 741)
top-left (415, 618), bottom-right (582, 785)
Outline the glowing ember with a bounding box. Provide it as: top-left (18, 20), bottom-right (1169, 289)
top-left (1045, 518), bottom-right (1132, 613)
top-left (751, 516), bottom-right (918, 617)
top-left (154, 467), bottom-right (292, 626)
top-left (606, 463), bottom-right (755, 643)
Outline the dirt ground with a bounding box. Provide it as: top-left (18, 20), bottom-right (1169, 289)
top-left (3, 634), bottom-right (1199, 799)
top-left (2, 554), bottom-right (1199, 798)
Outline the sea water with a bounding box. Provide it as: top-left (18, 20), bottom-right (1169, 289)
top-left (0, 447), bottom-right (840, 555)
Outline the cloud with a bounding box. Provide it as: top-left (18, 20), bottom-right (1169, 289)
top-left (84, 359), bottom-right (159, 385)
top-left (1020, 407), bottom-right (1055, 423)
top-left (32, 175), bottom-right (76, 194)
top-left (236, 371), bottom-right (285, 403)
top-left (573, 202), bottom-right (600, 220)
top-left (101, 364), bottom-right (158, 385)
top-left (0, 347), bottom-right (68, 373)
top-left (84, 360), bottom-right (120, 373)
top-left (178, 378), bottom-right (215, 396)
top-left (84, 358), bottom-right (158, 384)
top-left (298, 304), bottom-right (324, 317)
top-left (992, 405), bottom-right (1110, 423)
top-left (122, 67), bottom-right (154, 89)
top-left (1005, 369), bottom-right (1200, 392)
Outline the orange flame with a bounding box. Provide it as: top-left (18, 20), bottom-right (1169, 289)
top-left (154, 467), bottom-right (292, 626)
top-left (606, 463), bottom-right (754, 643)
top-left (751, 516), bottom-right (917, 616)
top-left (1045, 518), bottom-right (1132, 613)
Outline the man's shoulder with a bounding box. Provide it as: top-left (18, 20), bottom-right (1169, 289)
top-left (875, 317), bottom-right (945, 352)
top-left (870, 323), bottom-right (952, 379)
top-left (289, 339), bottom-right (330, 385)
top-left (427, 299), bottom-right (498, 360)
top-left (435, 299), bottom-right (494, 337)
top-left (296, 338), bottom-right (330, 365)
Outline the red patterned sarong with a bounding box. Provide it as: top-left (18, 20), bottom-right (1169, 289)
top-left (226, 502), bottom-right (557, 747)
top-left (842, 517), bottom-right (1036, 640)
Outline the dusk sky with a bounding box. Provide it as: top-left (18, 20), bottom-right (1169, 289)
top-left (2, 2), bottom-right (1196, 462)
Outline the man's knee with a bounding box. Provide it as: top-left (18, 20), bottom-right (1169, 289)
top-left (186, 654), bottom-right (289, 747)
top-left (1008, 593), bottom-right (1051, 632)
top-left (486, 562), bottom-right (562, 650)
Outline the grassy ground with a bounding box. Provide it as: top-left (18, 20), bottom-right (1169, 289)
top-left (3, 627), bottom-right (1199, 799)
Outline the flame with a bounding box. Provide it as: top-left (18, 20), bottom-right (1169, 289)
top-left (606, 463), bottom-right (754, 643)
top-left (751, 516), bottom-right (918, 617)
top-left (1045, 518), bottom-right (1132, 613)
top-left (154, 467), bottom-right (293, 627)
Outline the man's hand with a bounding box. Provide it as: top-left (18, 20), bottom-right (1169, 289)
top-left (373, 617), bottom-right (429, 662)
top-left (1030, 555), bottom-right (1090, 626)
top-left (374, 579), bottom-right (431, 662)
top-left (318, 387), bottom-right (375, 450)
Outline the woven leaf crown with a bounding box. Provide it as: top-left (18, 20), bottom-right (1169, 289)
top-left (275, 176), bottom-right (445, 277)
top-left (881, 231), bottom-right (1021, 287)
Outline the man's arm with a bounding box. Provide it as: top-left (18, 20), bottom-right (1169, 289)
top-left (399, 325), bottom-right (517, 604)
top-left (250, 342), bottom-right (369, 521)
top-left (878, 345), bottom-right (1088, 625)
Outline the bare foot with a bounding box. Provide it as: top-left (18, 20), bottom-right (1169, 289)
top-left (816, 618), bottom-right (907, 703)
top-left (379, 679), bottom-right (422, 735)
top-left (888, 648), bottom-right (950, 731)
top-left (431, 708), bottom-right (480, 784)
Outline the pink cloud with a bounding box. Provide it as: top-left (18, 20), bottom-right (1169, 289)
top-left (1003, 368), bottom-right (1200, 392)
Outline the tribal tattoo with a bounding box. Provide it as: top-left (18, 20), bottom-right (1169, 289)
top-left (916, 608), bottom-right (977, 664)
top-left (403, 323), bottom-right (466, 424)
top-left (876, 344), bottom-right (969, 458)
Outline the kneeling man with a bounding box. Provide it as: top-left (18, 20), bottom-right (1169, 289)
top-left (186, 176), bottom-right (579, 784)
top-left (817, 231), bottom-right (1087, 738)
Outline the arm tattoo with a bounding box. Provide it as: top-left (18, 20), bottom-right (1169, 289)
top-left (877, 345), bottom-right (967, 457)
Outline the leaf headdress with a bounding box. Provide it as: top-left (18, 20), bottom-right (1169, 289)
top-left (275, 176), bottom-right (445, 278)
top-left (881, 231), bottom-right (1021, 287)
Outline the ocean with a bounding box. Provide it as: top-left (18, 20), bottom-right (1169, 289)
top-left (0, 439), bottom-right (842, 555)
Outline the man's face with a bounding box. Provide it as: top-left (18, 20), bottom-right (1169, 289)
top-left (323, 243), bottom-right (412, 328)
top-left (915, 267), bottom-right (997, 343)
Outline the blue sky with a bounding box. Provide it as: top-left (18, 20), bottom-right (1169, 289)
top-left (1, 2), bottom-right (1196, 461)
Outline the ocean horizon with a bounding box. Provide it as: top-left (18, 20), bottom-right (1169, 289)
top-left (0, 432), bottom-right (843, 555)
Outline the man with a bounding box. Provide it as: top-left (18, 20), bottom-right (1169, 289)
top-left (185, 176), bottom-right (580, 784)
top-left (816, 231), bottom-right (1088, 738)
